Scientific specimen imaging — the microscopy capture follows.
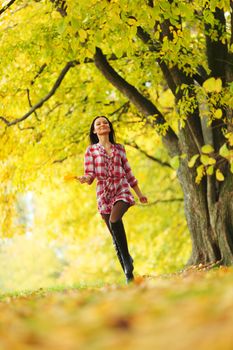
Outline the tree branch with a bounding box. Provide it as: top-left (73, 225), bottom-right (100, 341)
top-left (136, 26), bottom-right (177, 96)
top-left (231, 1), bottom-right (233, 46)
top-left (26, 88), bottom-right (40, 121)
top-left (125, 141), bottom-right (172, 169)
top-left (31, 63), bottom-right (47, 85)
top-left (137, 197), bottom-right (183, 206)
top-left (94, 48), bottom-right (164, 121)
top-left (136, 24), bottom-right (206, 96)
top-left (50, 0), bottom-right (67, 17)
top-left (94, 47), bottom-right (179, 157)
top-left (0, 61), bottom-right (77, 126)
top-left (205, 7), bottom-right (228, 82)
top-left (0, 0), bottom-right (16, 15)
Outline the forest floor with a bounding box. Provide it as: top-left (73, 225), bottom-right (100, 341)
top-left (1, 267), bottom-right (233, 350)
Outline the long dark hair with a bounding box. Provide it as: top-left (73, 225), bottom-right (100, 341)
top-left (89, 116), bottom-right (116, 144)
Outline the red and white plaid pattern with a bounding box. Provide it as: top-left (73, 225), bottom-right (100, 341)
top-left (84, 143), bottom-right (138, 214)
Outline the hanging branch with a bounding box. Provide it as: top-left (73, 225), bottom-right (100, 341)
top-left (125, 141), bottom-right (172, 169)
top-left (137, 197), bottom-right (183, 206)
top-left (0, 0), bottom-right (16, 16)
top-left (0, 60), bottom-right (77, 126)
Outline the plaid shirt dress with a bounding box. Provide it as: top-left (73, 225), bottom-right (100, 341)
top-left (84, 143), bottom-right (138, 214)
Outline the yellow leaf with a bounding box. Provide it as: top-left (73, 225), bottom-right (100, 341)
top-left (208, 157), bottom-right (216, 165)
top-left (225, 132), bottom-right (233, 146)
top-left (203, 78), bottom-right (222, 93)
top-left (231, 163), bottom-right (233, 174)
top-left (127, 18), bottom-right (137, 26)
top-left (200, 155), bottom-right (210, 165)
top-left (195, 164), bottom-right (205, 184)
top-left (64, 174), bottom-right (77, 181)
top-left (214, 109), bottom-right (222, 119)
top-left (201, 144), bottom-right (214, 154)
top-left (188, 154), bottom-right (199, 168)
top-left (79, 29), bottom-right (87, 42)
top-left (216, 169), bottom-right (224, 181)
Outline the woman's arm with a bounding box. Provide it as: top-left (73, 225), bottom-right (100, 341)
top-left (121, 145), bottom-right (148, 203)
top-left (77, 147), bottom-right (96, 185)
top-left (132, 184), bottom-right (148, 203)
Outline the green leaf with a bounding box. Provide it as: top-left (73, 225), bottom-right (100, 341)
top-left (170, 155), bottom-right (180, 169)
top-left (216, 169), bottom-right (224, 182)
top-left (201, 145), bottom-right (214, 154)
top-left (180, 153), bottom-right (187, 159)
top-left (206, 165), bottom-right (214, 175)
top-left (188, 154), bottom-right (199, 168)
top-left (219, 144), bottom-right (230, 158)
top-left (79, 29), bottom-right (87, 42)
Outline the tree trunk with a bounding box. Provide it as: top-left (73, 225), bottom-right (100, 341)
top-left (93, 34), bottom-right (233, 267)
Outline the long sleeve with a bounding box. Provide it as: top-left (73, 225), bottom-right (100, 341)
top-left (84, 147), bottom-right (96, 184)
top-left (121, 146), bottom-right (138, 188)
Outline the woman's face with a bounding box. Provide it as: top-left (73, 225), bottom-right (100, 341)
top-left (93, 117), bottom-right (110, 136)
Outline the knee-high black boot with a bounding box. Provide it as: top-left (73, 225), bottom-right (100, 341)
top-left (103, 217), bottom-right (126, 272)
top-left (111, 235), bottom-right (125, 272)
top-left (110, 220), bottom-right (134, 283)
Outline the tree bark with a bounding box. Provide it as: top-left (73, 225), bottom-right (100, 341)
top-left (94, 40), bottom-right (233, 267)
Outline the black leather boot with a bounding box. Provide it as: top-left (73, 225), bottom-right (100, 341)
top-left (110, 220), bottom-right (134, 283)
top-left (112, 236), bottom-right (125, 272)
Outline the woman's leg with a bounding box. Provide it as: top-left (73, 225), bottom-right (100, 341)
top-left (109, 200), bottom-right (130, 223)
top-left (109, 201), bottom-right (134, 283)
top-left (101, 213), bottom-right (125, 272)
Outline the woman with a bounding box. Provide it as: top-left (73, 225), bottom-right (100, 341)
top-left (78, 116), bottom-right (148, 283)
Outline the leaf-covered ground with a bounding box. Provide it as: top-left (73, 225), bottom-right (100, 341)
top-left (1, 268), bottom-right (233, 350)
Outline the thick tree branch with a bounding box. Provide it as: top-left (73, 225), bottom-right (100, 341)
top-left (125, 141), bottom-right (172, 169)
top-left (205, 8), bottom-right (228, 82)
top-left (137, 23), bottom-right (205, 156)
top-left (94, 48), bottom-right (164, 122)
top-left (159, 20), bottom-right (194, 90)
top-left (0, 0), bottom-right (16, 15)
top-left (226, 1), bottom-right (233, 84)
top-left (231, 1), bottom-right (233, 46)
top-left (94, 47), bottom-right (179, 157)
top-left (205, 8), bottom-right (228, 149)
top-left (137, 25), bottom-right (206, 90)
top-left (0, 60), bottom-right (77, 126)
top-left (0, 52), bottom-right (157, 127)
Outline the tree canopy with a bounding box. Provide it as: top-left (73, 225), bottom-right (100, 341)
top-left (0, 0), bottom-right (233, 270)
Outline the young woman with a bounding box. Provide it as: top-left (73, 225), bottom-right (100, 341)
top-left (77, 116), bottom-right (148, 283)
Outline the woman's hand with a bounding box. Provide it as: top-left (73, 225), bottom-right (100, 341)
top-left (139, 195), bottom-right (148, 204)
top-left (77, 175), bottom-right (92, 184)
